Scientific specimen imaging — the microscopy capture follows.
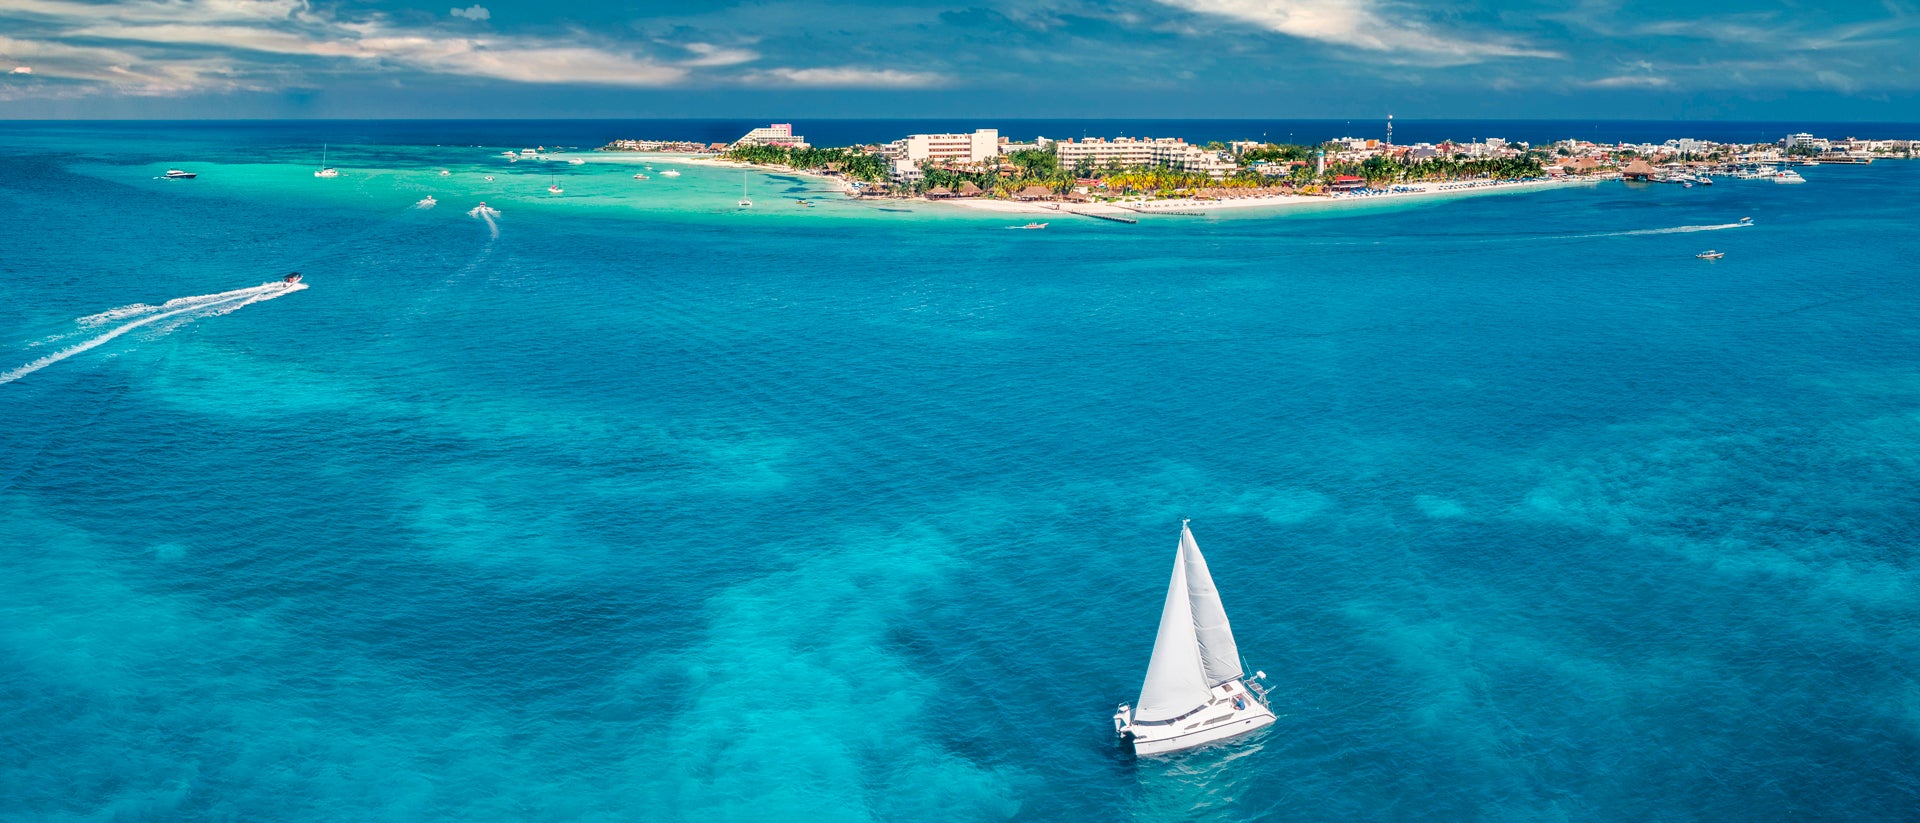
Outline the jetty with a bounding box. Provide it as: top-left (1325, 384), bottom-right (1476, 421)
top-left (1064, 209), bottom-right (1137, 224)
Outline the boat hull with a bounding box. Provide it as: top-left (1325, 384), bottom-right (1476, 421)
top-left (1120, 679), bottom-right (1276, 756)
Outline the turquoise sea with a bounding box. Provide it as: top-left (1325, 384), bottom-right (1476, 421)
top-left (2, 122), bottom-right (1917, 821)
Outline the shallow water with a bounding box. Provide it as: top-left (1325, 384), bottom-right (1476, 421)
top-left (2, 123), bottom-right (1917, 821)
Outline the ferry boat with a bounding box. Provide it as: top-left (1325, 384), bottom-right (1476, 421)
top-left (162, 169), bottom-right (197, 179)
top-left (1696, 250), bottom-right (1725, 260)
top-left (1113, 522), bottom-right (1275, 756)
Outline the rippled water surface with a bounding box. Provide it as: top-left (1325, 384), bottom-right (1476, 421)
top-left (2, 123), bottom-right (1917, 821)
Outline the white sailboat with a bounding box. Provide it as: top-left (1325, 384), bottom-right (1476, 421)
top-left (314, 144), bottom-right (338, 178)
top-left (738, 172), bottom-right (753, 208)
top-left (1113, 521), bottom-right (1275, 755)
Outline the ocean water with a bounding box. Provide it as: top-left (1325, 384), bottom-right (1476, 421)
top-left (2, 122), bottom-right (1917, 821)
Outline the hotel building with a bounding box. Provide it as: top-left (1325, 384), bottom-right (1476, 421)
top-left (1042, 136), bottom-right (1238, 178)
top-left (732, 123), bottom-right (810, 149)
top-left (885, 129), bottom-right (1001, 179)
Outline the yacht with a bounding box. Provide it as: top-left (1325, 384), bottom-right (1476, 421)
top-left (1113, 522), bottom-right (1276, 756)
top-left (1773, 169), bottom-right (1807, 184)
top-left (1696, 250), bottom-right (1725, 260)
top-left (738, 173), bottom-right (753, 208)
top-left (314, 144), bottom-right (339, 178)
top-left (548, 182), bottom-right (564, 195)
top-left (162, 169), bottom-right (197, 179)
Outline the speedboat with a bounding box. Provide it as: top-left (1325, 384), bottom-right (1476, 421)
top-left (283, 272), bottom-right (303, 284)
top-left (484, 175), bottom-right (494, 182)
top-left (1740, 216), bottom-right (1753, 225)
top-left (417, 195), bottom-right (437, 207)
top-left (162, 169), bottom-right (196, 179)
top-left (567, 158), bottom-right (586, 165)
top-left (1010, 222), bottom-right (1048, 230)
top-left (437, 169), bottom-right (451, 177)
top-left (660, 169), bottom-right (681, 177)
top-left (632, 173), bottom-right (649, 180)
top-left (1696, 250), bottom-right (1724, 260)
top-left (501, 151), bottom-right (518, 158)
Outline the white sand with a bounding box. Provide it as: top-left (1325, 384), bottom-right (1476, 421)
top-left (941, 177), bottom-right (1597, 217)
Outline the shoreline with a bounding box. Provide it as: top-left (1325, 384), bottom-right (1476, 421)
top-left (937, 177), bottom-right (1599, 217)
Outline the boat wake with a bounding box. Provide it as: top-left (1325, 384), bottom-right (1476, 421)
top-left (467, 203), bottom-right (502, 239)
top-left (1, 281), bottom-right (308, 386)
top-left (1582, 221), bottom-right (1755, 238)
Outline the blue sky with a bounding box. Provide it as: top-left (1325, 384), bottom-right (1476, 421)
top-left (0, 0), bottom-right (1915, 119)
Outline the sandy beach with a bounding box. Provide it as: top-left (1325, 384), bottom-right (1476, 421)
top-left (940, 177), bottom-right (1598, 217)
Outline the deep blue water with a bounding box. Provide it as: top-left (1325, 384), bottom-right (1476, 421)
top-left (2, 123), bottom-right (1917, 821)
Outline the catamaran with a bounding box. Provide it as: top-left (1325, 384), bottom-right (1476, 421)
top-left (314, 144), bottom-right (338, 178)
top-left (1113, 521), bottom-right (1275, 755)
top-left (738, 172), bottom-right (753, 208)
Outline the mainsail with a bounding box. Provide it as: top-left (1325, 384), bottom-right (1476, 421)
top-left (1133, 537), bottom-right (1213, 722)
top-left (1181, 524), bottom-right (1245, 686)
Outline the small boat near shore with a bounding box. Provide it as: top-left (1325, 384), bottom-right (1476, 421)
top-left (660, 169), bottom-right (681, 177)
top-left (1773, 169), bottom-right (1806, 184)
top-left (1697, 250), bottom-right (1725, 260)
top-left (632, 173), bottom-right (649, 180)
top-left (1009, 222), bottom-right (1048, 230)
top-left (162, 169), bottom-right (196, 179)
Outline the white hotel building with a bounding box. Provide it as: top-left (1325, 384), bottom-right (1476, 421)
top-left (1041, 136), bottom-right (1238, 178)
top-left (731, 123), bottom-right (810, 149)
top-left (885, 129), bottom-right (1001, 179)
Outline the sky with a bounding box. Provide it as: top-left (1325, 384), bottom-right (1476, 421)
top-left (0, 0), bottom-right (1916, 119)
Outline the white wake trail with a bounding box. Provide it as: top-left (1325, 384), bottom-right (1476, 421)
top-left (1, 283), bottom-right (307, 386)
top-left (467, 203), bottom-right (501, 239)
top-left (1576, 221), bottom-right (1755, 239)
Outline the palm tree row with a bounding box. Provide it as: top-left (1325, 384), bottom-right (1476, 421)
top-left (721, 144), bottom-right (891, 183)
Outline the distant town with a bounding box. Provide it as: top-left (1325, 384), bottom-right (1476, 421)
top-left (602, 122), bottom-right (1919, 205)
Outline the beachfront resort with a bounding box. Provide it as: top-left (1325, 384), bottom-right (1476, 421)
top-left (598, 122), bottom-right (1920, 211)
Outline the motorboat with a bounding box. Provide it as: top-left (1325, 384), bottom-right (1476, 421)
top-left (437, 169), bottom-right (451, 177)
top-left (1696, 250), bottom-right (1725, 260)
top-left (1112, 521), bottom-right (1276, 756)
top-left (1740, 216), bottom-right (1753, 225)
top-left (632, 173), bottom-right (649, 180)
top-left (1773, 169), bottom-right (1806, 184)
top-left (1009, 222), bottom-right (1049, 230)
top-left (162, 169), bottom-right (197, 179)
top-left (283, 272), bottom-right (303, 284)
top-left (416, 195), bottom-right (437, 208)
top-left (567, 158), bottom-right (586, 165)
top-left (484, 175), bottom-right (494, 181)
top-left (660, 169), bottom-right (681, 177)
top-left (548, 183), bottom-right (564, 195)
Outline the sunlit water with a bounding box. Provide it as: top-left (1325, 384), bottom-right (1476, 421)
top-left (2, 123), bottom-right (1917, 821)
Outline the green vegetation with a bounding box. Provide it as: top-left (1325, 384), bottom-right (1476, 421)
top-left (721, 144), bottom-right (890, 182)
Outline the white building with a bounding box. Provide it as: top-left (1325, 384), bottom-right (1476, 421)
top-left (732, 123), bottom-right (809, 149)
top-left (884, 129), bottom-right (1000, 180)
top-left (1045, 136), bottom-right (1238, 178)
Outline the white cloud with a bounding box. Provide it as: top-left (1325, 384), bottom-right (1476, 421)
top-left (449, 5), bottom-right (489, 22)
top-left (1150, 0), bottom-right (1560, 63)
top-left (0, 0), bottom-right (688, 91)
top-left (679, 42), bottom-right (757, 67)
top-left (1584, 75), bottom-right (1672, 89)
top-left (747, 66), bottom-right (945, 88)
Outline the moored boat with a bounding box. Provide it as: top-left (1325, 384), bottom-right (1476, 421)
top-left (162, 169), bottom-right (196, 179)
